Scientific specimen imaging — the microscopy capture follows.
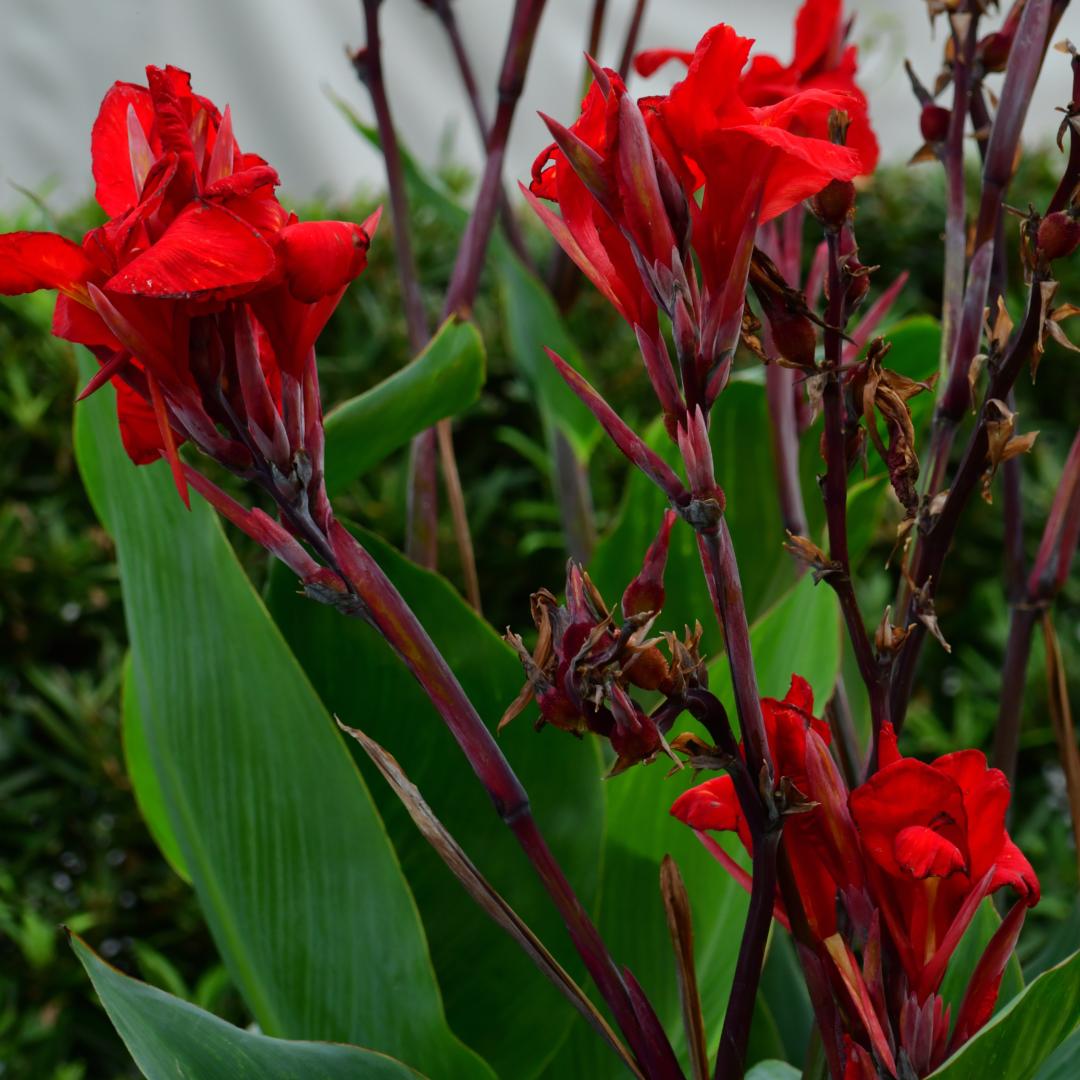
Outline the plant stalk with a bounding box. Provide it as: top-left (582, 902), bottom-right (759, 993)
top-left (326, 522), bottom-right (653, 1064)
top-left (820, 231), bottom-right (890, 757)
top-left (890, 278), bottom-right (1046, 727)
top-left (618, 0), bottom-right (649, 81)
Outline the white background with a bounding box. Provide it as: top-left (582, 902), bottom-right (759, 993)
top-left (1, 0), bottom-right (1079, 214)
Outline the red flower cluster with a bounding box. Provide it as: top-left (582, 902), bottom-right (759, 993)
top-left (0, 66), bottom-right (377, 517)
top-left (673, 684), bottom-right (1038, 1077)
top-left (523, 19), bottom-right (860, 428)
top-left (634, 0), bottom-right (879, 177)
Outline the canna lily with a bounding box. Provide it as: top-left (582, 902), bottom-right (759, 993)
top-left (849, 723), bottom-right (1039, 1002)
top-left (526, 22), bottom-right (860, 418)
top-left (674, 705), bottom-right (1040, 1077)
top-left (635, 0), bottom-right (879, 177)
top-left (0, 65), bottom-right (378, 512)
top-left (671, 675), bottom-right (870, 941)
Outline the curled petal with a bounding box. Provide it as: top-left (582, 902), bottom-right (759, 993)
top-left (895, 825), bottom-right (968, 878)
top-left (107, 200), bottom-right (275, 300)
top-left (92, 81), bottom-right (156, 216)
top-left (273, 217), bottom-right (377, 304)
top-left (0, 231), bottom-right (101, 304)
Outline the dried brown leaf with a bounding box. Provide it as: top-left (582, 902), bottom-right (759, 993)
top-left (338, 722), bottom-right (646, 1080)
top-left (661, 856), bottom-right (710, 1080)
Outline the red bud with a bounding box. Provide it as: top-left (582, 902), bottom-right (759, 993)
top-left (810, 179), bottom-right (856, 229)
top-left (1038, 211), bottom-right (1080, 261)
top-left (920, 104), bottom-right (951, 143)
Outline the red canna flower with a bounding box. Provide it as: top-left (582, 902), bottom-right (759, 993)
top-left (849, 723), bottom-right (1039, 1004)
top-left (671, 675), bottom-right (856, 941)
top-left (528, 22), bottom-right (859, 419)
top-left (0, 65), bottom-right (378, 513)
top-left (635, 0), bottom-right (879, 177)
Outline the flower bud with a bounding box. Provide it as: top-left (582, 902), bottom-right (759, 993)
top-left (920, 104), bottom-right (951, 144)
top-left (810, 179), bottom-right (856, 229)
top-left (1038, 211), bottom-right (1080, 262)
top-left (768, 308), bottom-right (819, 369)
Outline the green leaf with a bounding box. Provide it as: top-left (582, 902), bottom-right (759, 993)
top-left (939, 898), bottom-right (1024, 1034)
top-left (73, 350), bottom-right (494, 1080)
top-left (1033, 1023), bottom-right (1080, 1080)
top-left (492, 246), bottom-right (602, 463)
top-left (929, 950), bottom-right (1080, 1080)
top-left (264, 525), bottom-right (604, 1080)
top-left (708, 573), bottom-right (842, 713)
top-left (71, 934), bottom-right (430, 1080)
top-left (121, 653), bottom-right (190, 883)
top-left (744, 1061), bottom-right (801, 1080)
top-left (758, 927), bottom-right (814, 1066)
top-left (746, 991), bottom-right (787, 1069)
top-left (322, 315), bottom-right (486, 497)
top-left (333, 97), bottom-right (602, 467)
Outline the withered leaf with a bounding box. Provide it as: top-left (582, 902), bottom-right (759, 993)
top-left (338, 722), bottom-right (646, 1080)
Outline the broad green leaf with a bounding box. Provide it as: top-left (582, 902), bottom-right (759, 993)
top-left (758, 927), bottom-right (814, 1066)
top-left (74, 351), bottom-right (494, 1080)
top-left (539, 561), bottom-right (842, 1080)
top-left (939, 898), bottom-right (1024, 1033)
top-left (121, 653), bottom-right (190, 883)
top-left (708, 573), bottom-right (842, 713)
top-left (929, 949), bottom-right (1080, 1080)
top-left (71, 934), bottom-right (429, 1080)
top-left (334, 100), bottom-right (602, 467)
top-left (744, 1061), bottom-right (801, 1080)
top-left (493, 247), bottom-right (602, 463)
top-left (1033, 1023), bottom-right (1080, 1080)
top-left (746, 991), bottom-right (787, 1069)
top-left (323, 315), bottom-right (485, 496)
top-left (265, 527), bottom-right (604, 1080)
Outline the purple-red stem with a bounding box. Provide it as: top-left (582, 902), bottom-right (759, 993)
top-left (820, 231), bottom-right (890, 757)
top-left (405, 427), bottom-right (440, 568)
top-left (327, 522), bottom-right (654, 1067)
top-left (618, 0), bottom-right (649, 81)
top-left (698, 526), bottom-right (773, 784)
top-left (441, 0), bottom-right (548, 319)
top-left (890, 278), bottom-right (1046, 727)
top-left (992, 603), bottom-right (1040, 791)
top-left (424, 0), bottom-right (534, 268)
top-left (359, 0), bottom-right (429, 357)
top-left (939, 12), bottom-right (977, 380)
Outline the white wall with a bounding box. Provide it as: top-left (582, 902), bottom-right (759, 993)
top-left (1, 0), bottom-right (1079, 214)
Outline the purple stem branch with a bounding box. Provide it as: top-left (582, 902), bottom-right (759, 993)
top-left (618, 0), bottom-right (649, 81)
top-left (441, 0), bottom-right (548, 320)
top-left (820, 231), bottom-right (890, 757)
top-left (698, 526), bottom-right (774, 786)
top-left (424, 0), bottom-right (535, 268)
top-left (890, 278), bottom-right (1046, 727)
top-left (325, 522), bottom-right (654, 1066)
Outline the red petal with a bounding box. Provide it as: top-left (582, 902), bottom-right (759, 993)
top-left (114, 375), bottom-right (185, 465)
top-left (878, 721), bottom-right (902, 768)
top-left (947, 901), bottom-right (1027, 1055)
top-left (849, 758), bottom-right (967, 880)
top-left (108, 200), bottom-right (275, 301)
top-left (992, 836), bottom-right (1041, 904)
top-left (52, 294), bottom-right (120, 350)
top-left (273, 220), bottom-right (373, 304)
top-left (671, 775), bottom-right (743, 835)
top-left (145, 368), bottom-right (189, 508)
top-left (248, 282), bottom-right (344, 380)
top-left (92, 81), bottom-right (156, 216)
top-left (203, 165), bottom-right (280, 200)
top-left (146, 66), bottom-right (197, 161)
top-left (783, 673), bottom-right (815, 714)
top-left (0, 231), bottom-right (100, 301)
top-left (633, 48), bottom-right (695, 78)
top-left (895, 825), bottom-right (968, 879)
top-left (792, 0), bottom-right (842, 75)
